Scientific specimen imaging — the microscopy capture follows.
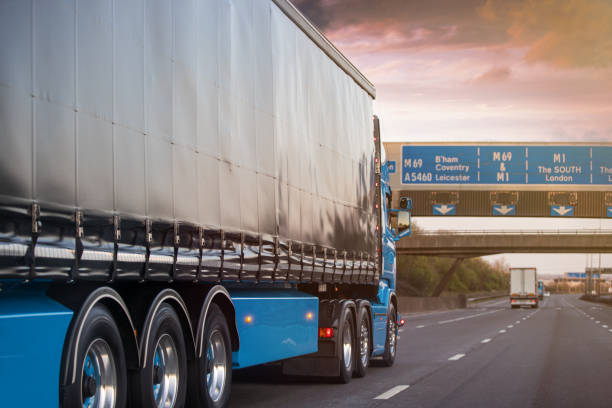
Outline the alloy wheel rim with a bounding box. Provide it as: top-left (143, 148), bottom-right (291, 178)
top-left (205, 329), bottom-right (227, 402)
top-left (388, 317), bottom-right (396, 357)
top-left (360, 319), bottom-right (369, 367)
top-left (152, 333), bottom-right (180, 408)
top-left (81, 338), bottom-right (117, 408)
top-left (343, 323), bottom-right (353, 369)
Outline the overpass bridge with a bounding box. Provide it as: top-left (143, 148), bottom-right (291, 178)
top-left (397, 229), bottom-right (612, 296)
top-left (397, 229), bottom-right (612, 257)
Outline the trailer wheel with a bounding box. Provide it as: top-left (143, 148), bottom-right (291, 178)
top-left (133, 303), bottom-right (187, 408)
top-left (189, 303), bottom-right (232, 408)
top-left (337, 307), bottom-right (355, 383)
top-left (354, 307), bottom-right (370, 378)
top-left (63, 304), bottom-right (127, 408)
top-left (382, 304), bottom-right (397, 367)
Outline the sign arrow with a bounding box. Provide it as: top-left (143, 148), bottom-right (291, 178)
top-left (433, 204), bottom-right (455, 215)
top-left (551, 206), bottom-right (574, 216)
top-left (493, 205), bottom-right (515, 216)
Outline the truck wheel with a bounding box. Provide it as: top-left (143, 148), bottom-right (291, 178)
top-left (63, 304), bottom-right (127, 408)
top-left (382, 304), bottom-right (397, 367)
top-left (354, 307), bottom-right (370, 378)
top-left (133, 303), bottom-right (187, 408)
top-left (188, 304), bottom-right (232, 408)
top-left (337, 307), bottom-right (355, 383)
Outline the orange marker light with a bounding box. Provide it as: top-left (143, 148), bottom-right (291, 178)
top-left (245, 315), bottom-right (253, 324)
top-left (306, 312), bottom-right (313, 320)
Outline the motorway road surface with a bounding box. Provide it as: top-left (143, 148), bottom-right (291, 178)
top-left (230, 295), bottom-right (612, 407)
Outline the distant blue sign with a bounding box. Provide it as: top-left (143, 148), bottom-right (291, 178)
top-left (387, 161), bottom-right (397, 174)
top-left (401, 145), bottom-right (612, 186)
top-left (607, 207), bottom-right (612, 218)
top-left (432, 204), bottom-right (456, 216)
top-left (551, 205), bottom-right (574, 217)
top-left (567, 272), bottom-right (600, 279)
top-left (492, 205), bottom-right (516, 216)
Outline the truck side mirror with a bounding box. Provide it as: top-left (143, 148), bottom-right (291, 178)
top-left (399, 197), bottom-right (412, 211)
top-left (397, 211), bottom-right (411, 235)
top-left (389, 209), bottom-right (411, 241)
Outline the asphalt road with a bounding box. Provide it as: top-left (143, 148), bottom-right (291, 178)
top-left (229, 295), bottom-right (612, 407)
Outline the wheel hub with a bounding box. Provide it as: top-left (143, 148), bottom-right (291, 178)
top-left (80, 338), bottom-right (117, 408)
top-left (205, 329), bottom-right (227, 403)
top-left (151, 333), bottom-right (179, 408)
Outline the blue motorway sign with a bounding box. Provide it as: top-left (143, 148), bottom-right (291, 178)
top-left (551, 205), bottom-right (574, 217)
top-left (608, 206), bottom-right (612, 217)
top-left (387, 160), bottom-right (397, 174)
top-left (567, 272), bottom-right (600, 279)
top-left (492, 205), bottom-right (516, 216)
top-left (432, 204), bottom-right (455, 215)
top-left (401, 145), bottom-right (612, 186)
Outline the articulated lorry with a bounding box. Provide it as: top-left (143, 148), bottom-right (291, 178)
top-left (510, 268), bottom-right (539, 308)
top-left (0, 1), bottom-right (412, 407)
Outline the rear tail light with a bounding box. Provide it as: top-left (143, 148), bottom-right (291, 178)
top-left (319, 327), bottom-right (335, 338)
top-left (399, 319), bottom-right (405, 327)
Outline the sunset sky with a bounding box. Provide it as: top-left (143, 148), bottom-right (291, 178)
top-left (295, 0), bottom-right (612, 143)
top-left (295, 0), bottom-right (612, 275)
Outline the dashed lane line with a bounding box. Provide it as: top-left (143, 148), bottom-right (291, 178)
top-left (374, 385), bottom-right (410, 400)
top-left (416, 325), bottom-right (425, 329)
top-left (448, 354), bottom-right (465, 361)
top-left (481, 338), bottom-right (492, 343)
top-left (437, 309), bottom-right (500, 325)
top-left (499, 329), bottom-right (507, 333)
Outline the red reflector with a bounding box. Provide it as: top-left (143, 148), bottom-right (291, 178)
top-left (319, 327), bottom-right (334, 338)
top-left (399, 319), bottom-right (405, 327)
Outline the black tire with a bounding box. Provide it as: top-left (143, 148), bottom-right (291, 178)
top-left (132, 303), bottom-right (187, 408)
top-left (354, 306), bottom-right (371, 378)
top-left (337, 307), bottom-right (355, 383)
top-left (382, 304), bottom-right (397, 367)
top-left (511, 305), bottom-right (518, 309)
top-left (62, 304), bottom-right (127, 408)
top-left (188, 303), bottom-right (232, 408)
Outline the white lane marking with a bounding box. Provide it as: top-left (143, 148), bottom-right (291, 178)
top-left (609, 329), bottom-right (612, 333)
top-left (437, 309), bottom-right (500, 325)
top-left (596, 321), bottom-right (601, 324)
top-left (603, 325), bottom-right (608, 328)
top-left (399, 329), bottom-right (404, 333)
top-left (374, 385), bottom-right (410, 400)
top-left (416, 325), bottom-right (425, 329)
top-left (507, 325), bottom-right (514, 328)
top-left (591, 317), bottom-right (595, 320)
top-left (481, 338), bottom-right (492, 343)
top-left (499, 329), bottom-right (506, 333)
top-left (449, 353), bottom-right (465, 361)
top-left (515, 321), bottom-right (520, 324)
top-left (522, 318), bottom-right (526, 320)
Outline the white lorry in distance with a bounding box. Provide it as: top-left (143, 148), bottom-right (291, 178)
top-left (510, 267), bottom-right (539, 309)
